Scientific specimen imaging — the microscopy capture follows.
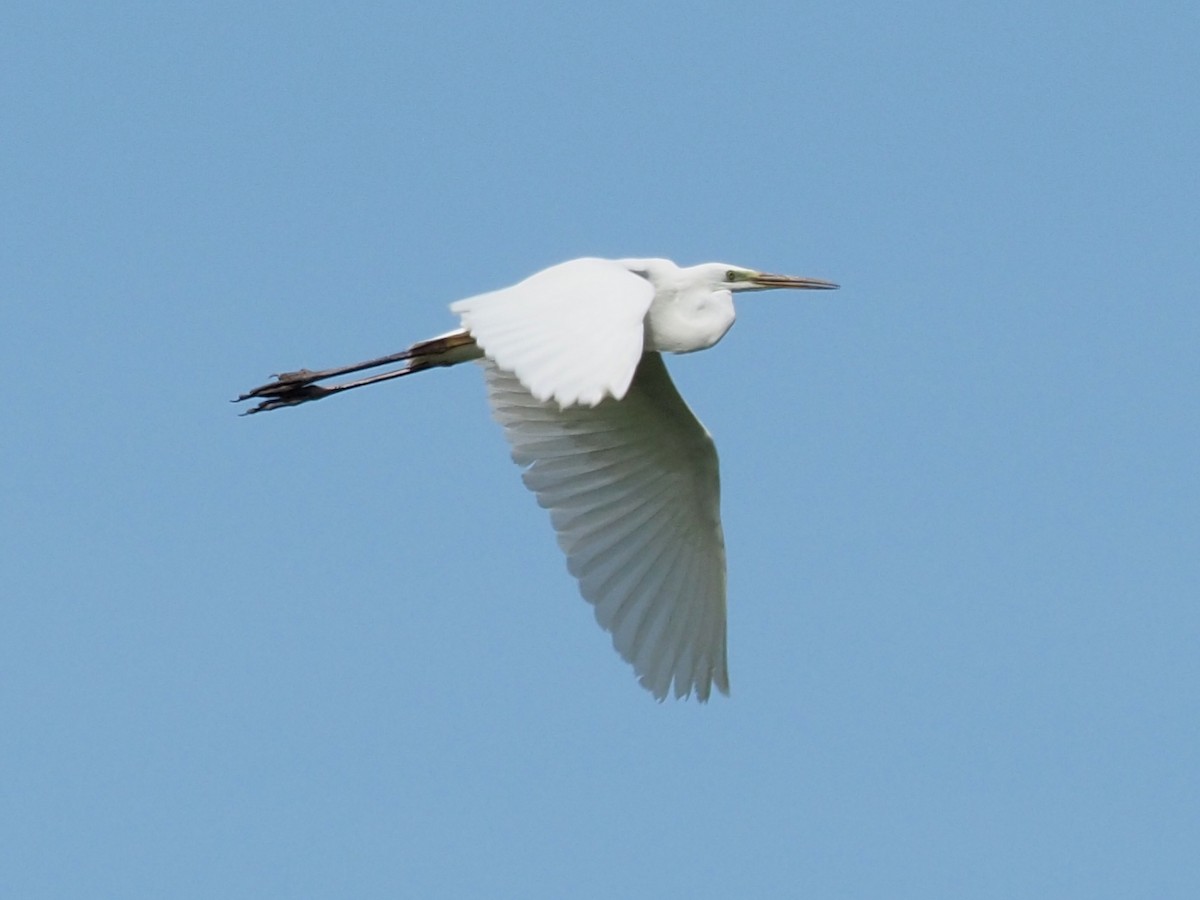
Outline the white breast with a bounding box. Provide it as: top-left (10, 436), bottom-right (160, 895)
top-left (644, 287), bottom-right (736, 354)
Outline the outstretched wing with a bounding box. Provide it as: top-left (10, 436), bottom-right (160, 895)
top-left (451, 258), bottom-right (655, 408)
top-left (484, 352), bottom-right (729, 701)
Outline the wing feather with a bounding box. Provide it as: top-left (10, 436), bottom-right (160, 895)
top-left (451, 258), bottom-right (655, 408)
top-left (483, 351), bottom-right (728, 701)
top-left (642, 547), bottom-right (703, 698)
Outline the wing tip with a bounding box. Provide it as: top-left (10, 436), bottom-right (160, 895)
top-left (634, 666), bottom-right (730, 703)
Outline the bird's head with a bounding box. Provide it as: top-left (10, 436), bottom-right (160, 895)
top-left (713, 264), bottom-right (840, 293)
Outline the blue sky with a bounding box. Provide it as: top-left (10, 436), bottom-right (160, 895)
top-left (3, 2), bottom-right (1197, 896)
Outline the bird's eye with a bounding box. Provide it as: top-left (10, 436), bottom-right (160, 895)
top-left (725, 269), bottom-right (739, 282)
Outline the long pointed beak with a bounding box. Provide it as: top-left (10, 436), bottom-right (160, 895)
top-left (751, 273), bottom-right (840, 290)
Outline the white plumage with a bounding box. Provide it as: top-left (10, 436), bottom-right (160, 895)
top-left (452, 259), bottom-right (654, 408)
top-left (485, 351), bottom-right (727, 700)
top-left (236, 257), bottom-right (838, 700)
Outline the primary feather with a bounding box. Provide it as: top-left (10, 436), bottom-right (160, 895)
top-left (483, 352), bottom-right (729, 701)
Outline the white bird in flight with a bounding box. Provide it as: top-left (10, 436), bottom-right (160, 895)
top-left (237, 257), bottom-right (838, 700)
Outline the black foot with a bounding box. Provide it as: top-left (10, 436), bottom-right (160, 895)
top-left (234, 370), bottom-right (333, 415)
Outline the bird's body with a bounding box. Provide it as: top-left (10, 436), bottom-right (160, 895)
top-left (237, 257), bottom-right (837, 700)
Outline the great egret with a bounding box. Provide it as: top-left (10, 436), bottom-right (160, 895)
top-left (236, 257), bottom-right (838, 700)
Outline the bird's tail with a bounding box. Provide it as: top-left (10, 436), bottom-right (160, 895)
top-left (404, 328), bottom-right (483, 372)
